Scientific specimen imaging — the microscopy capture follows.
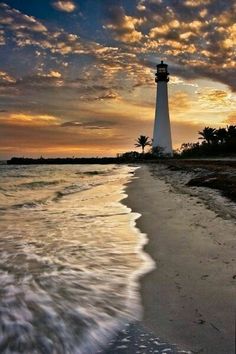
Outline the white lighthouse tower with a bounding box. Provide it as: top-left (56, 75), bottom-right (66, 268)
top-left (153, 61), bottom-right (173, 155)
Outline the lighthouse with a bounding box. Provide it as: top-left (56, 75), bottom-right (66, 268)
top-left (153, 61), bottom-right (173, 155)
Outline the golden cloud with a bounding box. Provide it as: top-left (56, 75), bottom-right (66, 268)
top-left (96, 90), bottom-right (121, 101)
top-left (198, 89), bottom-right (229, 103)
top-left (184, 0), bottom-right (211, 7)
top-left (199, 9), bottom-right (208, 18)
top-left (0, 71), bottom-right (16, 83)
top-left (39, 70), bottom-right (62, 78)
top-left (106, 18), bottom-right (143, 43)
top-left (1, 113), bottom-right (61, 126)
top-left (196, 89), bottom-right (236, 112)
top-left (222, 23), bottom-right (236, 49)
top-left (149, 25), bottom-right (170, 37)
top-left (105, 7), bottom-right (143, 43)
top-left (52, 1), bottom-right (76, 13)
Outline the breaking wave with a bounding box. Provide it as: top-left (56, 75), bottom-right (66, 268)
top-left (0, 164), bottom-right (153, 353)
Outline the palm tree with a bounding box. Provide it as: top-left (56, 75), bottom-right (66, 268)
top-left (198, 127), bottom-right (216, 144)
top-left (135, 135), bottom-right (151, 154)
top-left (227, 125), bottom-right (236, 140)
top-left (215, 128), bottom-right (227, 144)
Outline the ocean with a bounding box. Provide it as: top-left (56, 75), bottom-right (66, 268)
top-left (0, 164), bottom-right (153, 353)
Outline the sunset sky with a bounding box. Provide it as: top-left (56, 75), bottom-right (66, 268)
top-left (0, 0), bottom-right (236, 158)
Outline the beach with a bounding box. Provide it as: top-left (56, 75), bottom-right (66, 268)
top-left (0, 164), bottom-right (154, 354)
top-left (0, 162), bottom-right (235, 354)
top-left (124, 164), bottom-right (236, 354)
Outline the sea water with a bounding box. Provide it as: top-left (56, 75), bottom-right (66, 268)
top-left (0, 164), bottom-right (153, 353)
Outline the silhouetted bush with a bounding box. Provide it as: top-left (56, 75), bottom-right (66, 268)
top-left (179, 125), bottom-right (236, 158)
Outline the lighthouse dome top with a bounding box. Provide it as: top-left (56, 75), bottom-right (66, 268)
top-left (157, 60), bottom-right (168, 67)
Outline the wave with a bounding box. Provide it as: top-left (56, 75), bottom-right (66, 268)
top-left (77, 170), bottom-right (103, 176)
top-left (18, 180), bottom-right (63, 189)
top-left (0, 267), bottom-right (132, 354)
top-left (76, 167), bottom-right (117, 176)
top-left (52, 184), bottom-right (87, 201)
top-left (7, 182), bottom-right (101, 209)
top-left (53, 180), bottom-right (106, 201)
top-left (12, 198), bottom-right (49, 209)
top-left (0, 164), bottom-right (155, 354)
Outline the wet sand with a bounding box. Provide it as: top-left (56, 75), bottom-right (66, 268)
top-left (101, 322), bottom-right (185, 354)
top-left (124, 164), bottom-right (236, 354)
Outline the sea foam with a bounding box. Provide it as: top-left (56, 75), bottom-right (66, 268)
top-left (0, 164), bottom-right (153, 353)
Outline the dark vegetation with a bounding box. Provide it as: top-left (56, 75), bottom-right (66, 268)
top-left (166, 159), bottom-right (236, 203)
top-left (135, 135), bottom-right (152, 154)
top-left (179, 125), bottom-right (236, 158)
top-left (7, 126), bottom-right (236, 165)
top-left (7, 157), bottom-right (119, 165)
top-left (187, 174), bottom-right (236, 203)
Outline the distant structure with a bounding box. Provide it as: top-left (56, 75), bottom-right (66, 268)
top-left (153, 61), bottom-right (173, 155)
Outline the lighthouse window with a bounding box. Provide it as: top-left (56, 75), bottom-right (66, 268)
top-left (158, 68), bottom-right (166, 73)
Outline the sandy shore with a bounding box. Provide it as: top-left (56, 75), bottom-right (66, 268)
top-left (124, 164), bottom-right (236, 354)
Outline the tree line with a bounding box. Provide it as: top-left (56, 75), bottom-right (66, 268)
top-left (180, 125), bottom-right (236, 157)
top-left (123, 125), bottom-right (236, 160)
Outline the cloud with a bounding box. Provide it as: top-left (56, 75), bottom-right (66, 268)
top-left (184, 0), bottom-right (211, 7)
top-left (135, 0), bottom-right (236, 91)
top-left (196, 88), bottom-right (236, 111)
top-left (4, 73), bottom-right (64, 90)
top-left (96, 90), bottom-right (120, 101)
top-left (13, 30), bottom-right (85, 55)
top-left (0, 3), bottom-right (92, 56)
top-left (149, 20), bottom-right (181, 39)
top-left (0, 68), bottom-right (122, 103)
top-left (52, 1), bottom-right (76, 13)
top-left (46, 71), bottom-right (62, 78)
top-left (0, 71), bottom-right (16, 84)
top-left (0, 112), bottom-right (130, 158)
top-left (0, 29), bottom-right (5, 45)
top-left (1, 0), bottom-right (236, 94)
top-left (197, 89), bottom-right (228, 103)
top-left (104, 6), bottom-right (143, 43)
top-left (169, 76), bottom-right (198, 87)
top-left (61, 119), bottom-right (117, 129)
top-left (0, 3), bottom-right (47, 33)
top-left (0, 113), bottom-right (61, 126)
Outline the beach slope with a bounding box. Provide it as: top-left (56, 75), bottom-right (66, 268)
top-left (125, 165), bottom-right (236, 354)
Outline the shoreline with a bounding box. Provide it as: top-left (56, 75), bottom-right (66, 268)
top-left (123, 164), bottom-right (236, 354)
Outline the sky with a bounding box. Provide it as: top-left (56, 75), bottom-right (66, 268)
top-left (0, 0), bottom-right (236, 158)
